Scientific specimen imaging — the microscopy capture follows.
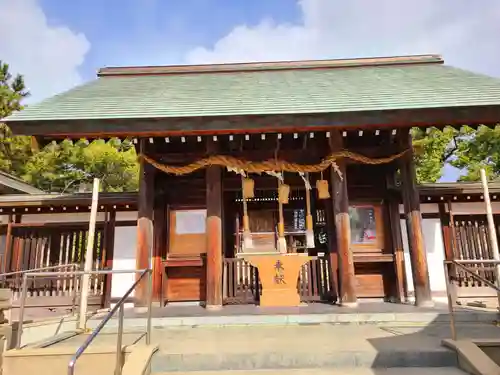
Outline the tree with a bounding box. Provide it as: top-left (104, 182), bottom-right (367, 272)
top-left (411, 127), bottom-right (461, 183)
top-left (23, 138), bottom-right (139, 193)
top-left (0, 60), bottom-right (140, 193)
top-left (0, 61), bottom-right (32, 175)
top-left (450, 126), bottom-right (500, 182)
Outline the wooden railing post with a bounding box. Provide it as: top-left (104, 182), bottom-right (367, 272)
top-left (480, 168), bottom-right (500, 306)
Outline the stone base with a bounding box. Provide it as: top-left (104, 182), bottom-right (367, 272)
top-left (205, 304), bottom-right (223, 311)
top-left (415, 300), bottom-right (435, 308)
top-left (340, 301), bottom-right (358, 308)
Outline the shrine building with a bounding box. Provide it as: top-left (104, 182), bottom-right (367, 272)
top-left (5, 54), bottom-right (500, 309)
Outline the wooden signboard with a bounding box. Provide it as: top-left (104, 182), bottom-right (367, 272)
top-left (169, 209), bottom-right (207, 256)
top-left (166, 209), bottom-right (207, 302)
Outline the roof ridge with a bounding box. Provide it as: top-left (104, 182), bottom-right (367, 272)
top-left (98, 54), bottom-right (443, 77)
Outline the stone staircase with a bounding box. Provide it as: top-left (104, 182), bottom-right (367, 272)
top-left (2, 309), bottom-right (500, 375)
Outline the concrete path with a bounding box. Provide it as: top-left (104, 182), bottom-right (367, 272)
top-left (46, 321), bottom-right (499, 372)
top-left (155, 369), bottom-right (467, 375)
top-left (54, 320), bottom-right (500, 351)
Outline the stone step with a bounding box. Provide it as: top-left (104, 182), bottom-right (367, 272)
top-left (144, 322), bottom-right (497, 373)
top-left (150, 348), bottom-right (458, 373)
top-left (94, 308), bottom-right (500, 329)
top-left (154, 368), bottom-right (467, 375)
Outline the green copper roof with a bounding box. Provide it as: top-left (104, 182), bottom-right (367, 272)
top-left (6, 55), bottom-right (500, 123)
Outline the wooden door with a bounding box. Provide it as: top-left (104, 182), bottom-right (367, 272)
top-left (165, 209), bottom-right (207, 302)
top-left (349, 204), bottom-right (387, 298)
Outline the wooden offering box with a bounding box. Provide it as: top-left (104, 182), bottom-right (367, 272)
top-left (242, 253), bottom-right (315, 307)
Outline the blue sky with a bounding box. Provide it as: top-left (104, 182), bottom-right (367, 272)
top-left (3, 0), bottom-right (500, 182)
top-left (39, 0), bottom-right (301, 81)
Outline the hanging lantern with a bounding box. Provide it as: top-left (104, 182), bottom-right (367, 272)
top-left (278, 184), bottom-right (290, 204)
top-left (242, 177), bottom-right (255, 199)
top-left (277, 180), bottom-right (288, 253)
top-left (303, 172), bottom-right (315, 248)
top-left (316, 179), bottom-right (330, 199)
top-left (241, 176), bottom-right (253, 249)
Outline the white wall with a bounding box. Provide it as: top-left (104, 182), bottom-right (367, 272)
top-left (401, 218), bottom-right (447, 295)
top-left (111, 225), bottom-right (138, 306)
top-left (399, 203), bottom-right (439, 214)
top-left (400, 201), bottom-right (500, 215)
top-left (110, 211), bottom-right (138, 305)
top-left (449, 202), bottom-right (500, 215)
top-left (22, 212), bottom-right (106, 223)
top-left (400, 201), bottom-right (494, 297)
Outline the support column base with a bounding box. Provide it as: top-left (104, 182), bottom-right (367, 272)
top-left (340, 301), bottom-right (358, 308)
top-left (205, 304), bottom-right (223, 311)
top-left (414, 299), bottom-right (435, 308)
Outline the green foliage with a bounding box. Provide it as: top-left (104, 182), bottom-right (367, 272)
top-left (449, 126), bottom-right (500, 182)
top-left (411, 127), bottom-right (460, 183)
top-left (411, 125), bottom-right (500, 184)
top-left (0, 60), bottom-right (33, 175)
top-left (0, 60), bottom-right (29, 117)
top-left (0, 60), bottom-right (139, 193)
top-left (22, 138), bottom-right (139, 193)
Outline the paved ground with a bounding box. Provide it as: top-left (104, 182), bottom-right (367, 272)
top-left (155, 369), bottom-right (467, 375)
top-left (150, 322), bottom-right (500, 354)
top-left (122, 301), bottom-right (482, 318)
top-left (53, 320), bottom-right (500, 352)
top-left (33, 320), bottom-right (500, 372)
top-left (10, 300), bottom-right (499, 325)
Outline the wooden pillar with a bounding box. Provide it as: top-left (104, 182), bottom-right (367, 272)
top-left (4, 215), bottom-right (13, 273)
top-left (439, 202), bottom-right (455, 262)
top-left (11, 215), bottom-right (22, 273)
top-left (102, 210), bottom-right (116, 307)
top-left (205, 138), bottom-right (223, 309)
top-left (152, 194), bottom-right (167, 302)
top-left (399, 132), bottom-right (433, 307)
top-left (324, 192), bottom-right (339, 303)
top-left (136, 139), bottom-right (155, 306)
top-left (388, 198), bottom-right (406, 302)
top-left (329, 131), bottom-right (357, 306)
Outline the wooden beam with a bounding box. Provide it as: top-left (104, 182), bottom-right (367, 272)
top-left (0, 192), bottom-right (138, 209)
top-left (399, 132), bottom-right (433, 307)
top-left (136, 139), bottom-right (155, 306)
top-left (205, 138), bottom-right (223, 309)
top-left (10, 105), bottom-right (500, 138)
top-left (329, 131), bottom-right (357, 306)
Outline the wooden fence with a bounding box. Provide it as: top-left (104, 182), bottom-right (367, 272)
top-left (222, 255), bottom-right (334, 305)
top-left (0, 223), bottom-right (109, 305)
top-left (451, 215), bottom-right (500, 294)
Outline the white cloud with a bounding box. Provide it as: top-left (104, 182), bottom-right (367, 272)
top-left (186, 0), bottom-right (500, 77)
top-left (0, 0), bottom-right (90, 103)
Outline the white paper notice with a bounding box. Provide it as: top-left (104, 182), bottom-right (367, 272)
top-left (175, 210), bottom-right (207, 235)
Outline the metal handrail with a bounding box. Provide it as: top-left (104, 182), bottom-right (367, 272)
top-left (0, 263), bottom-right (80, 279)
top-left (0, 263), bottom-right (81, 328)
top-left (443, 259), bottom-right (500, 341)
top-left (66, 268), bottom-right (152, 375)
top-left (15, 268), bottom-right (153, 375)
